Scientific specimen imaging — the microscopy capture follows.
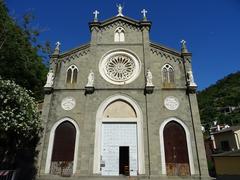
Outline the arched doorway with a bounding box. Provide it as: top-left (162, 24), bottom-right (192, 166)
top-left (93, 95), bottom-right (145, 176)
top-left (50, 121), bottom-right (76, 176)
top-left (159, 118), bottom-right (195, 176)
top-left (45, 118), bottom-right (80, 175)
top-left (163, 121), bottom-right (190, 176)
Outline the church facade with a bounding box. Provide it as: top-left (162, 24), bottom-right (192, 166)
top-left (37, 6), bottom-right (209, 180)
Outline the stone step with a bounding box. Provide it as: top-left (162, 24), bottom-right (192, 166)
top-left (37, 175), bottom-right (138, 180)
top-left (37, 175), bottom-right (213, 180)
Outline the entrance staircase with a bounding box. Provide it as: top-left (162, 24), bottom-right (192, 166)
top-left (37, 175), bottom-right (138, 180)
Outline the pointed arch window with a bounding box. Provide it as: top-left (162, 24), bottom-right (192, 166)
top-left (162, 64), bottom-right (174, 83)
top-left (66, 65), bottom-right (78, 84)
top-left (114, 27), bottom-right (125, 42)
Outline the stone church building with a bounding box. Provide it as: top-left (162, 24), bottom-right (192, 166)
top-left (37, 6), bottom-right (209, 180)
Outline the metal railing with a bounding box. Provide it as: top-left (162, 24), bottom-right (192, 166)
top-left (0, 170), bottom-right (16, 180)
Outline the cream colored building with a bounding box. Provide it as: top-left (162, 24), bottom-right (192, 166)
top-left (212, 126), bottom-right (240, 152)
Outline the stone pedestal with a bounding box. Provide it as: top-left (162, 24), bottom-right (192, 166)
top-left (85, 86), bottom-right (95, 94)
top-left (145, 86), bottom-right (154, 94)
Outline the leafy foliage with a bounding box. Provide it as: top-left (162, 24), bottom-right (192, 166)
top-left (0, 80), bottom-right (42, 178)
top-left (0, 1), bottom-right (49, 100)
top-left (198, 71), bottom-right (240, 132)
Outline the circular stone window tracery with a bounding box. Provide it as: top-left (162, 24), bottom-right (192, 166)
top-left (99, 50), bottom-right (141, 85)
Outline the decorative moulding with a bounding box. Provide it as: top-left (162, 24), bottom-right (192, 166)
top-left (164, 96), bottom-right (179, 111)
top-left (61, 97), bottom-right (76, 111)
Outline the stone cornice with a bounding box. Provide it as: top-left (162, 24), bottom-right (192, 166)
top-left (150, 42), bottom-right (182, 62)
top-left (150, 42), bottom-right (181, 56)
top-left (58, 43), bottom-right (90, 62)
top-left (89, 16), bottom-right (151, 32)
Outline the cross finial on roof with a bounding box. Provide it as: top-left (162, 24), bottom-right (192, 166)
top-left (55, 41), bottom-right (61, 50)
top-left (93, 10), bottom-right (99, 22)
top-left (181, 39), bottom-right (186, 45)
top-left (181, 39), bottom-right (188, 53)
top-left (53, 41), bottom-right (61, 55)
top-left (116, 4), bottom-right (124, 16)
top-left (141, 9), bottom-right (148, 20)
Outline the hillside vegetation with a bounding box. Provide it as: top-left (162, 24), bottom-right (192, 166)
top-left (197, 71), bottom-right (240, 132)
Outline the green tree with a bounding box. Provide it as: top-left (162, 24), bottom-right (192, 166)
top-left (0, 79), bottom-right (42, 179)
top-left (0, 1), bottom-right (49, 100)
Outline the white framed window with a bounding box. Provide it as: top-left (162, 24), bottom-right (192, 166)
top-left (99, 49), bottom-right (141, 85)
top-left (66, 65), bottom-right (78, 84)
top-left (162, 64), bottom-right (174, 83)
top-left (114, 27), bottom-right (125, 42)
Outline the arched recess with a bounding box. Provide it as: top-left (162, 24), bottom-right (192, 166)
top-left (93, 94), bottom-right (145, 175)
top-left (45, 117), bottom-right (80, 175)
top-left (159, 117), bottom-right (195, 175)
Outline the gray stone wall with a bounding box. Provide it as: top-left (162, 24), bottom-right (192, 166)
top-left (37, 16), bottom-right (209, 179)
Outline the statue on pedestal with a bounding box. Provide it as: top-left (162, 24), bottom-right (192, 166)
top-left (187, 70), bottom-right (197, 87)
top-left (44, 69), bottom-right (54, 88)
top-left (86, 70), bottom-right (94, 87)
top-left (146, 69), bottom-right (153, 86)
top-left (116, 4), bottom-right (124, 16)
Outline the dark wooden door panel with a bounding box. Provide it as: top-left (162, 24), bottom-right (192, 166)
top-left (51, 121), bottom-right (76, 176)
top-left (164, 121), bottom-right (190, 176)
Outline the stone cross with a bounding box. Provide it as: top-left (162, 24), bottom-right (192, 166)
top-left (141, 9), bottom-right (148, 20)
top-left (181, 39), bottom-right (186, 45)
top-left (181, 39), bottom-right (188, 53)
top-left (117, 4), bottom-right (123, 16)
top-left (55, 41), bottom-right (61, 50)
top-left (93, 10), bottom-right (99, 21)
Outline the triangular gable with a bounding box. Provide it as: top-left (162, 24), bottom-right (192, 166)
top-left (89, 16), bottom-right (151, 31)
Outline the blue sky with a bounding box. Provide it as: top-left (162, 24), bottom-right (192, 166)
top-left (5, 0), bottom-right (240, 90)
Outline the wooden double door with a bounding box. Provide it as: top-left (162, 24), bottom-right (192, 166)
top-left (51, 121), bottom-right (76, 176)
top-left (163, 121), bottom-right (190, 176)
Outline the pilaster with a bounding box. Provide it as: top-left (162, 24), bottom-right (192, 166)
top-left (182, 50), bottom-right (210, 178)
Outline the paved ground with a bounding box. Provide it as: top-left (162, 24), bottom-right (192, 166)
top-left (216, 176), bottom-right (240, 180)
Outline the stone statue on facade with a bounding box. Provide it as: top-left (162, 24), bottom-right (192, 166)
top-left (86, 70), bottom-right (94, 87)
top-left (146, 69), bottom-right (154, 87)
top-left (187, 70), bottom-right (197, 87)
top-left (117, 4), bottom-right (123, 16)
top-left (44, 69), bottom-right (54, 88)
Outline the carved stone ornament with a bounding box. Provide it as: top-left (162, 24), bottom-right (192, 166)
top-left (61, 97), bottom-right (76, 111)
top-left (164, 96), bottom-right (179, 111)
top-left (99, 50), bottom-right (141, 85)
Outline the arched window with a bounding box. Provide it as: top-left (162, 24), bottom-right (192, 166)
top-left (114, 27), bottom-right (125, 42)
top-left (162, 64), bottom-right (174, 83)
top-left (66, 65), bottom-right (78, 84)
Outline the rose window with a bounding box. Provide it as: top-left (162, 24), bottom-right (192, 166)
top-left (99, 50), bottom-right (141, 85)
top-left (105, 55), bottom-right (135, 81)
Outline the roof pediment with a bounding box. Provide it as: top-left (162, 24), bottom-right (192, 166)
top-left (89, 16), bottom-right (151, 31)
